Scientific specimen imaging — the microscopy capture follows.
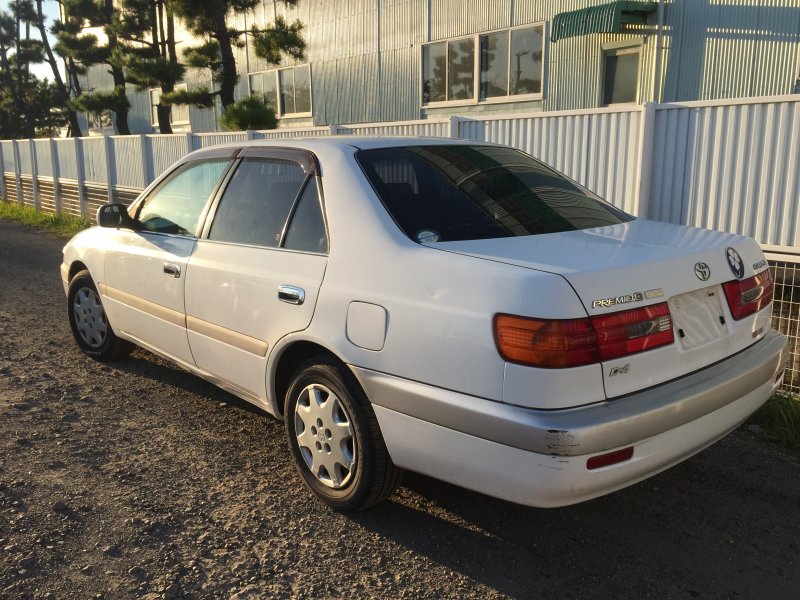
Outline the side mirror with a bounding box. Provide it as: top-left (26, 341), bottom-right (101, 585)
top-left (96, 203), bottom-right (138, 229)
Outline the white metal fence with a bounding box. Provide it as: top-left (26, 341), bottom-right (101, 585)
top-left (1, 95), bottom-right (799, 394)
top-left (648, 97), bottom-right (800, 249)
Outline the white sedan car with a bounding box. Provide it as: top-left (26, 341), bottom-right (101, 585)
top-left (61, 138), bottom-right (787, 510)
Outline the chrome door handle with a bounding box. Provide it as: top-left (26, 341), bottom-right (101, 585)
top-left (278, 285), bottom-right (305, 305)
top-left (163, 263), bottom-right (181, 278)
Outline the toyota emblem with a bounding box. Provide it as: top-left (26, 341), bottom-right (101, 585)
top-left (694, 262), bottom-right (710, 281)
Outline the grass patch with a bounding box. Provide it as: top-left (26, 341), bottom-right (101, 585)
top-left (749, 393), bottom-right (800, 452)
top-left (0, 199), bottom-right (91, 237)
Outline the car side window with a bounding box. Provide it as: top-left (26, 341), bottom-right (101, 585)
top-left (137, 159), bottom-right (230, 236)
top-left (283, 178), bottom-right (328, 254)
top-left (208, 159), bottom-right (306, 248)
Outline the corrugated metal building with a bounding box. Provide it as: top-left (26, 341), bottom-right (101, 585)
top-left (81, 0), bottom-right (800, 134)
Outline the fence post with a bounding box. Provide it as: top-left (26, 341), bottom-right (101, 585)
top-left (448, 115), bottom-right (462, 139)
top-left (13, 140), bottom-right (22, 204)
top-left (140, 134), bottom-right (153, 187)
top-left (29, 139), bottom-right (40, 211)
top-left (51, 138), bottom-right (62, 215)
top-left (75, 137), bottom-right (86, 217)
top-left (0, 142), bottom-right (6, 202)
top-left (186, 132), bottom-right (194, 154)
top-left (329, 124), bottom-right (342, 135)
top-left (246, 129), bottom-right (256, 140)
top-left (104, 135), bottom-right (115, 204)
top-left (635, 102), bottom-right (657, 219)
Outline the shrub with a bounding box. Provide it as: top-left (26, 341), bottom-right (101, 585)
top-left (221, 96), bottom-right (278, 131)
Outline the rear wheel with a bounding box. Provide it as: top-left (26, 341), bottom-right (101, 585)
top-left (284, 356), bottom-right (402, 510)
top-left (67, 270), bottom-right (132, 361)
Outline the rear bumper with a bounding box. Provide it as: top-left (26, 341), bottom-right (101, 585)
top-left (354, 330), bottom-right (787, 507)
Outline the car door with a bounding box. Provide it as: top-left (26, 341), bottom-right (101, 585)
top-left (183, 148), bottom-right (328, 400)
top-left (102, 154), bottom-right (234, 366)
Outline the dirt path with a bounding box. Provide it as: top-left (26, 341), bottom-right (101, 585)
top-left (1, 218), bottom-right (799, 600)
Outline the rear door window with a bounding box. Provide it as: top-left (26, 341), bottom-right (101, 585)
top-left (283, 178), bottom-right (328, 254)
top-left (208, 159), bottom-right (306, 248)
top-left (356, 145), bottom-right (631, 242)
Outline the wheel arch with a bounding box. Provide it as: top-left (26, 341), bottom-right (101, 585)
top-left (268, 337), bottom-right (353, 419)
top-left (68, 260), bottom-right (90, 283)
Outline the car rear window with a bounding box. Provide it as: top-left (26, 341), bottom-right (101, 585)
top-left (355, 145), bottom-right (631, 242)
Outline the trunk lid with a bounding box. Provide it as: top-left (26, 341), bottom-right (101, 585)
top-left (434, 219), bottom-right (773, 399)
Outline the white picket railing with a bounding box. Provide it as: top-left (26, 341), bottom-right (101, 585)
top-left (2, 96), bottom-right (799, 394)
top-left (3, 96), bottom-right (798, 248)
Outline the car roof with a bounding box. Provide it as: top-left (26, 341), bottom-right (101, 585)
top-left (189, 135), bottom-right (494, 156)
top-left (295, 136), bottom-right (480, 150)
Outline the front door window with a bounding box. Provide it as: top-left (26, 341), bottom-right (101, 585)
top-left (137, 159), bottom-right (230, 236)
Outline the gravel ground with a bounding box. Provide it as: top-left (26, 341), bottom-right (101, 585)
top-left (1, 218), bottom-right (800, 600)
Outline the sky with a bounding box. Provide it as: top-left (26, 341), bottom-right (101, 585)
top-left (1, 0), bottom-right (63, 81)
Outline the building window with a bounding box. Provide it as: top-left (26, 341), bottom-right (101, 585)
top-left (423, 24), bottom-right (544, 106)
top-left (149, 89), bottom-right (159, 127)
top-left (171, 84), bottom-right (190, 125)
top-left (447, 38), bottom-right (475, 100)
top-left (479, 31), bottom-right (508, 99)
top-left (602, 47), bottom-right (640, 105)
top-left (149, 84), bottom-right (190, 128)
top-left (509, 27), bottom-right (543, 96)
top-left (249, 70), bottom-right (279, 112)
top-left (422, 42), bottom-right (446, 103)
top-left (87, 110), bottom-right (112, 130)
top-left (249, 64), bottom-right (312, 117)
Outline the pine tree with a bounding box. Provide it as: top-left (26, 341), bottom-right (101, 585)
top-left (34, 0), bottom-right (82, 136)
top-left (116, 0), bottom-right (213, 133)
top-left (53, 0), bottom-right (131, 134)
top-left (174, 0), bottom-right (306, 110)
top-left (8, 0), bottom-right (43, 137)
top-left (0, 2), bottom-right (70, 138)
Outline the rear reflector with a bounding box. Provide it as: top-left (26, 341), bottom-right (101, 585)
top-left (722, 269), bottom-right (773, 321)
top-left (495, 302), bottom-right (674, 368)
top-left (587, 447), bottom-right (634, 470)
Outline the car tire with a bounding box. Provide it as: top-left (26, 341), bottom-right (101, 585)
top-left (285, 356), bottom-right (402, 510)
top-left (67, 270), bottom-right (133, 362)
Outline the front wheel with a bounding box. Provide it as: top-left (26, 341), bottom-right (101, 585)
top-left (284, 356), bottom-right (402, 510)
top-left (67, 270), bottom-right (132, 361)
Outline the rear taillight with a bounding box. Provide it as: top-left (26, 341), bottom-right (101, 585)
top-left (722, 269), bottom-right (773, 320)
top-left (494, 302), bottom-right (674, 369)
top-left (590, 303), bottom-right (674, 361)
top-left (493, 315), bottom-right (599, 368)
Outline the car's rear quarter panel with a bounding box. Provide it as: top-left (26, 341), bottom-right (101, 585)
top-left (300, 148), bottom-right (598, 406)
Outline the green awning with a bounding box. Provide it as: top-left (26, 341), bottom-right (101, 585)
top-left (551, 1), bottom-right (658, 43)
